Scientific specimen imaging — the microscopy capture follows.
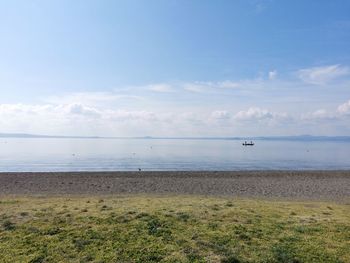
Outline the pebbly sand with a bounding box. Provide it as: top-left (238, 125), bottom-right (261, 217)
top-left (0, 171), bottom-right (349, 201)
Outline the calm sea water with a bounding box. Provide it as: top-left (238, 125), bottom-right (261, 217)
top-left (0, 138), bottom-right (349, 172)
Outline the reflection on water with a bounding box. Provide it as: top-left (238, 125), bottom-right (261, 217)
top-left (0, 138), bottom-right (349, 172)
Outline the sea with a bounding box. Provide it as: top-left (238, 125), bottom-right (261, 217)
top-left (0, 138), bottom-right (350, 172)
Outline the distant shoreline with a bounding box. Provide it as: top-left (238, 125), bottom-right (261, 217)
top-left (1, 133), bottom-right (350, 141)
top-left (1, 171), bottom-right (349, 202)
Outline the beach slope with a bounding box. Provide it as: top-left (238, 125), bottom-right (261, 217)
top-left (0, 171), bottom-right (349, 201)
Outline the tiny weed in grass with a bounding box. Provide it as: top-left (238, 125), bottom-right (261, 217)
top-left (183, 247), bottom-right (202, 262)
top-left (294, 225), bottom-right (317, 234)
top-left (273, 244), bottom-right (300, 263)
top-left (80, 254), bottom-right (94, 262)
top-left (191, 233), bottom-right (199, 240)
top-left (238, 233), bottom-right (251, 241)
top-left (46, 227), bottom-right (61, 235)
top-left (282, 236), bottom-right (300, 243)
top-left (73, 239), bottom-right (91, 251)
top-left (147, 217), bottom-right (162, 235)
top-left (29, 254), bottom-right (45, 263)
top-left (116, 215), bottom-right (130, 223)
top-left (146, 216), bottom-right (172, 240)
top-left (27, 226), bottom-right (40, 233)
top-left (53, 216), bottom-right (66, 224)
top-left (208, 222), bottom-right (219, 230)
top-left (101, 205), bottom-right (111, 211)
top-left (176, 212), bottom-right (191, 222)
top-left (0, 200), bottom-right (19, 204)
top-left (136, 212), bottom-right (150, 219)
top-left (212, 205), bottom-right (220, 211)
top-left (86, 229), bottom-right (102, 240)
top-left (221, 255), bottom-right (242, 263)
top-left (245, 219), bottom-right (253, 224)
top-left (139, 250), bottom-right (164, 262)
top-left (2, 220), bottom-right (15, 231)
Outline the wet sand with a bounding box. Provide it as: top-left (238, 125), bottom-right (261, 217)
top-left (0, 171), bottom-right (349, 201)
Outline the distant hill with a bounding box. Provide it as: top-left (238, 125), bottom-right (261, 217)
top-left (251, 135), bottom-right (350, 141)
top-left (1, 133), bottom-right (350, 141)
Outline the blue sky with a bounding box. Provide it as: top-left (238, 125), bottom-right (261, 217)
top-left (1, 0), bottom-right (350, 136)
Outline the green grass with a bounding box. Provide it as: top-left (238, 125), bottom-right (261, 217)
top-left (0, 195), bottom-right (349, 262)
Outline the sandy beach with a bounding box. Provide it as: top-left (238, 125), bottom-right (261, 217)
top-left (0, 171), bottom-right (349, 201)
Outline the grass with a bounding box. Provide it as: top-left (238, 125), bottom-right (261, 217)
top-left (0, 195), bottom-right (349, 262)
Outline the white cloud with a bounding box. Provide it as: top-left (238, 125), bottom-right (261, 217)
top-left (0, 103), bottom-right (102, 119)
top-left (117, 81), bottom-right (243, 95)
top-left (337, 100), bottom-right (350, 115)
top-left (216, 81), bottom-right (240, 89)
top-left (0, 103), bottom-right (225, 136)
top-left (307, 109), bottom-right (328, 118)
top-left (297, 64), bottom-right (350, 85)
top-left (211, 110), bottom-right (230, 120)
top-left (234, 107), bottom-right (288, 121)
top-left (147, 83), bottom-right (174, 93)
top-left (183, 80), bottom-right (241, 93)
top-left (45, 92), bottom-right (142, 106)
top-left (0, 103), bottom-right (160, 135)
top-left (301, 109), bottom-right (336, 121)
top-left (134, 77), bottom-right (270, 96)
top-left (253, 0), bottom-right (270, 14)
top-left (183, 83), bottom-right (207, 93)
top-left (268, 70), bottom-right (277, 80)
top-left (299, 99), bottom-right (350, 124)
top-left (64, 103), bottom-right (101, 117)
top-left (108, 110), bottom-right (158, 121)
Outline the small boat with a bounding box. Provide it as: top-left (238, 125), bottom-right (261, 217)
top-left (242, 141), bottom-right (254, 146)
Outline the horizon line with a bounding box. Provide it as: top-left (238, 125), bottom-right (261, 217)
top-left (1, 133), bottom-right (350, 141)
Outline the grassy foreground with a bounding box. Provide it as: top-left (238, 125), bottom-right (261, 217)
top-left (0, 196), bottom-right (349, 263)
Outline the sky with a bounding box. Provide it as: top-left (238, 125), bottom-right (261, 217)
top-left (1, 0), bottom-right (350, 136)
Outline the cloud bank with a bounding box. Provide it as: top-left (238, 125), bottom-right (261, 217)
top-left (1, 99), bottom-right (349, 136)
top-left (297, 64), bottom-right (350, 85)
top-left (1, 64), bottom-right (350, 136)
